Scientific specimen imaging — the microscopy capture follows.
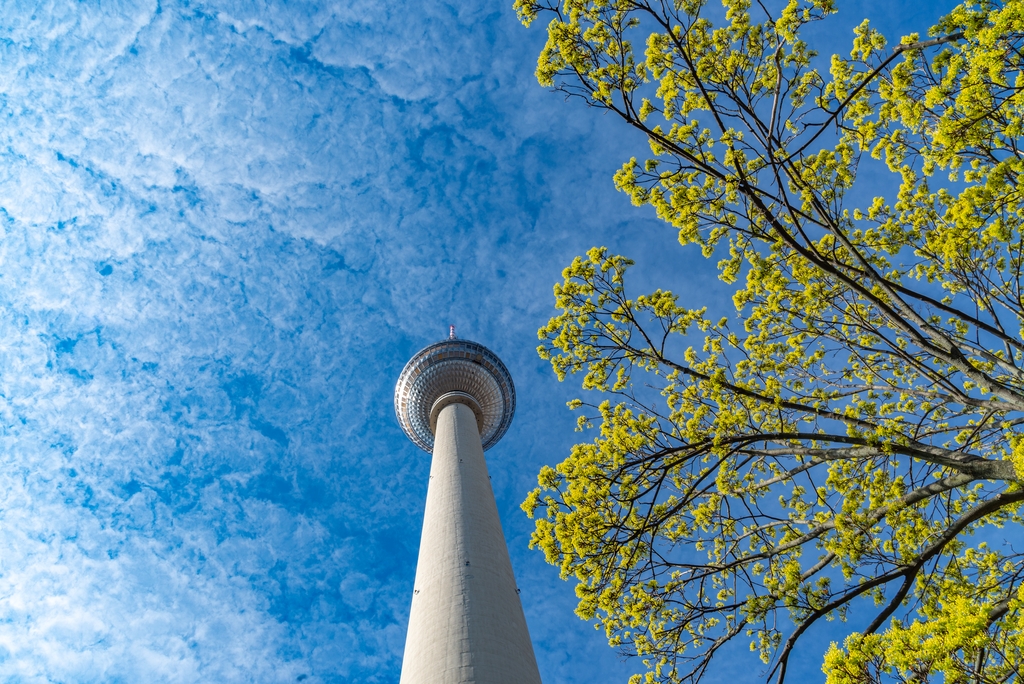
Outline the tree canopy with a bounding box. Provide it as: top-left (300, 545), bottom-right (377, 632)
top-left (513, 0), bottom-right (1024, 682)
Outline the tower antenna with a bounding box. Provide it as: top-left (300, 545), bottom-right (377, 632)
top-left (449, 324), bottom-right (456, 340)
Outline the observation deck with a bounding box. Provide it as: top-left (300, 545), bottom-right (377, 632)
top-left (394, 336), bottom-right (516, 452)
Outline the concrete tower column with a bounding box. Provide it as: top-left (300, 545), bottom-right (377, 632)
top-left (395, 334), bottom-right (542, 684)
top-left (400, 401), bottom-right (542, 684)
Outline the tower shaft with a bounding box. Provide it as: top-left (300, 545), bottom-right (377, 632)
top-left (400, 401), bottom-right (542, 684)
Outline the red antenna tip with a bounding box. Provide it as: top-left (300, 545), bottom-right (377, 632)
top-left (449, 325), bottom-right (456, 340)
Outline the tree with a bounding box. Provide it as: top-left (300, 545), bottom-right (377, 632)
top-left (513, 0), bottom-right (1024, 682)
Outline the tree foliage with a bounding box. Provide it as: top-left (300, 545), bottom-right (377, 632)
top-left (514, 0), bottom-right (1024, 681)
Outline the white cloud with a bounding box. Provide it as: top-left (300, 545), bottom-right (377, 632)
top-left (0, 0), bottom-right (668, 681)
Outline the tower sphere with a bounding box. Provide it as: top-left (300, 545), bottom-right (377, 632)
top-left (394, 337), bottom-right (516, 452)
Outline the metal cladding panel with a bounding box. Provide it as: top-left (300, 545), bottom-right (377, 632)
top-left (394, 339), bottom-right (516, 452)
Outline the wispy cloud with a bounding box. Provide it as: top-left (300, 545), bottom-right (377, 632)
top-left (3, 0), bottom-right (957, 679)
top-left (0, 0), bottom-right (663, 682)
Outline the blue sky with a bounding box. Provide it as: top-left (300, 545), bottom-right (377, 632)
top-left (0, 1), bottom-right (961, 682)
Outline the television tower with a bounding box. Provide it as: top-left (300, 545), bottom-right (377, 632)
top-left (394, 331), bottom-right (542, 684)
